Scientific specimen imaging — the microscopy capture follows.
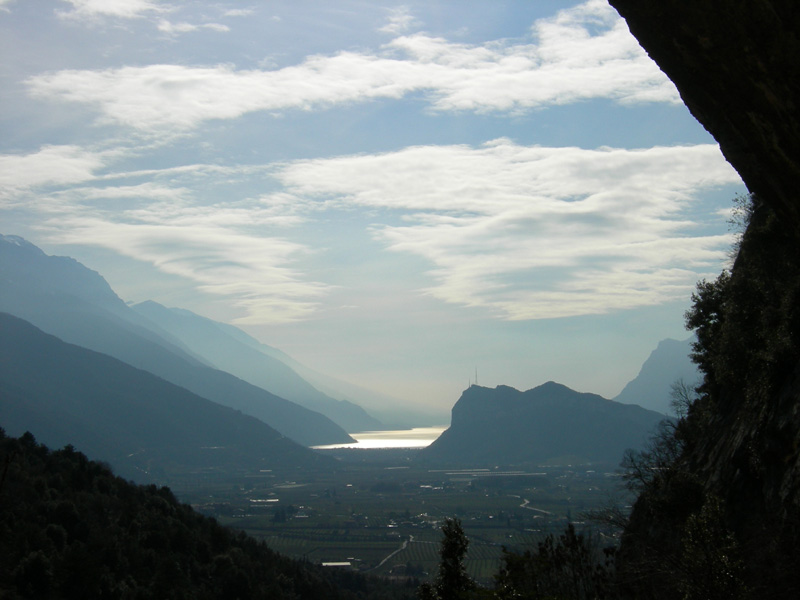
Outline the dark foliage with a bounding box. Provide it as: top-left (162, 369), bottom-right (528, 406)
top-left (494, 524), bottom-right (617, 600)
top-left (419, 518), bottom-right (617, 600)
top-left (418, 518), bottom-right (476, 600)
top-left (616, 196), bottom-right (800, 598)
top-left (687, 195), bottom-right (800, 415)
top-left (0, 429), bottom-right (414, 600)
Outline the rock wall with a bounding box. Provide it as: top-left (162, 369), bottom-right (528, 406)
top-left (609, 0), bottom-right (800, 236)
top-left (608, 2), bottom-right (800, 596)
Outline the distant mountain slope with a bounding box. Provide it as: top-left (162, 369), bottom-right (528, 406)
top-left (0, 234), bottom-right (353, 446)
top-left (193, 312), bottom-right (445, 427)
top-left (0, 235), bottom-right (203, 362)
top-left (132, 301), bottom-right (382, 432)
top-left (614, 337), bottom-right (700, 415)
top-left (419, 383), bottom-right (665, 466)
top-left (0, 313), bottom-right (330, 480)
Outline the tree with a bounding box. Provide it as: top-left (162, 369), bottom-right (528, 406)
top-left (418, 518), bottom-right (476, 600)
top-left (494, 524), bottom-right (616, 600)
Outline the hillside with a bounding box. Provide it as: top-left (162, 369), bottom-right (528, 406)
top-left (0, 313), bottom-right (330, 480)
top-left (0, 234), bottom-right (353, 447)
top-left (0, 430), bottom-right (410, 599)
top-left (132, 300), bottom-right (382, 433)
top-left (419, 382), bottom-right (665, 466)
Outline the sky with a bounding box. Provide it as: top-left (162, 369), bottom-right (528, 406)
top-left (0, 0), bottom-right (744, 419)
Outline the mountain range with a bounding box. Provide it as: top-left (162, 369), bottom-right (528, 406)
top-left (0, 312), bottom-right (330, 480)
top-left (131, 300), bottom-right (382, 433)
top-left (419, 382), bottom-right (666, 466)
top-left (0, 234), bottom-right (361, 447)
top-left (1, 232), bottom-right (696, 477)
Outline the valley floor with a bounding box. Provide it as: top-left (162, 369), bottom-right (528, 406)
top-left (167, 448), bottom-right (629, 584)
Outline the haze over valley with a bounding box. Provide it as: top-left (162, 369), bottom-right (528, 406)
top-left (0, 232), bottom-right (693, 587)
top-left (1, 233), bottom-right (686, 466)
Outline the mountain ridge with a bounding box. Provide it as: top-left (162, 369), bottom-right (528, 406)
top-left (614, 337), bottom-right (700, 415)
top-left (0, 312), bottom-right (331, 480)
top-left (131, 300), bottom-right (382, 433)
top-left (420, 382), bottom-right (665, 466)
top-left (0, 234), bottom-right (353, 446)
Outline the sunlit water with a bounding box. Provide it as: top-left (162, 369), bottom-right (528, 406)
top-left (312, 426), bottom-right (448, 450)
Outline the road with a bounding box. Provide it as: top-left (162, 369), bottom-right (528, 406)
top-left (370, 535), bottom-right (414, 571)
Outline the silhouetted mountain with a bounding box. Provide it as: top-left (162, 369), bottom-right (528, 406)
top-left (132, 300), bottom-right (382, 432)
top-left (419, 383), bottom-right (665, 466)
top-left (0, 313), bottom-right (330, 480)
top-left (0, 234), bottom-right (353, 446)
top-left (614, 337), bottom-right (700, 415)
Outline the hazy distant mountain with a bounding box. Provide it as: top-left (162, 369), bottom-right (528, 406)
top-left (199, 315), bottom-right (447, 428)
top-left (419, 383), bottom-right (665, 466)
top-left (0, 234), bottom-right (353, 446)
top-left (266, 358), bottom-right (448, 428)
top-left (614, 337), bottom-right (700, 415)
top-left (0, 313), bottom-right (330, 481)
top-left (132, 300), bottom-right (382, 432)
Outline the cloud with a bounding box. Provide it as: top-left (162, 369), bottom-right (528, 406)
top-left (157, 19), bottom-right (229, 34)
top-left (29, 0), bottom-right (677, 135)
top-left (57, 0), bottom-right (165, 20)
top-left (379, 6), bottom-right (419, 35)
top-left (223, 8), bottom-right (255, 18)
top-left (0, 145), bottom-right (105, 203)
top-left (57, 1), bottom-right (228, 34)
top-left (2, 139), bottom-right (741, 324)
top-left (274, 141), bottom-right (742, 320)
top-left (47, 216), bottom-right (326, 323)
top-left (33, 184), bottom-right (324, 323)
top-left (0, 144), bottom-right (320, 323)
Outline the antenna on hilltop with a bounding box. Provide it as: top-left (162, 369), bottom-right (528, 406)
top-left (475, 367), bottom-right (478, 386)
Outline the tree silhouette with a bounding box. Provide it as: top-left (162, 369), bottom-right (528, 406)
top-left (418, 518), bottom-right (476, 600)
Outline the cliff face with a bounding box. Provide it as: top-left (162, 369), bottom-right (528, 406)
top-left (608, 2), bottom-right (800, 596)
top-left (419, 383), bottom-right (664, 466)
top-left (609, 1), bottom-right (800, 236)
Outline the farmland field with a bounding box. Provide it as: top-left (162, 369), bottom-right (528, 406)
top-left (172, 448), bottom-right (629, 583)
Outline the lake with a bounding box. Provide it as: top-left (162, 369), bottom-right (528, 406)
top-left (312, 425), bottom-right (447, 450)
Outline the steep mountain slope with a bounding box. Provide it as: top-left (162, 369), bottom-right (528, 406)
top-left (0, 235), bottom-right (353, 446)
top-left (419, 383), bottom-right (665, 466)
top-left (132, 300), bottom-right (382, 432)
top-left (607, 3), bottom-right (800, 596)
top-left (0, 313), bottom-right (330, 480)
top-left (614, 337), bottom-right (700, 415)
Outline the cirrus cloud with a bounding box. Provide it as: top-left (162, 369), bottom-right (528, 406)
top-left (57, 0), bottom-right (165, 20)
top-left (35, 191), bottom-right (325, 324)
top-left (156, 19), bottom-right (229, 34)
top-left (274, 140), bottom-right (741, 320)
top-left (29, 1), bottom-right (677, 135)
top-left (7, 140), bottom-right (742, 324)
top-left (0, 145), bottom-right (106, 203)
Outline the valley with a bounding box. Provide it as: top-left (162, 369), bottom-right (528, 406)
top-left (169, 449), bottom-right (628, 584)
top-left (4, 0), bottom-right (800, 596)
top-left (0, 234), bottom-right (691, 593)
